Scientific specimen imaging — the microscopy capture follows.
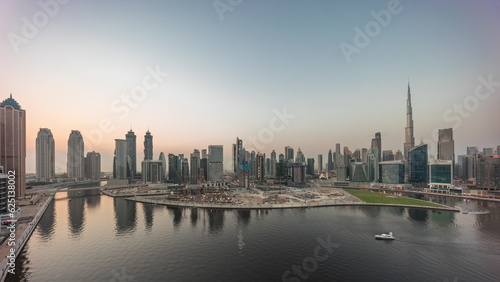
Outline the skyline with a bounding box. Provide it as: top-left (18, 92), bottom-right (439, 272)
top-left (1, 1), bottom-right (499, 172)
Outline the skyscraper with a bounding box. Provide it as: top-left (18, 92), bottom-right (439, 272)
top-left (256, 153), bottom-right (265, 183)
top-left (208, 145), bottom-right (223, 182)
top-left (318, 154), bottom-right (323, 173)
top-left (285, 146), bottom-right (294, 162)
top-left (126, 129), bottom-right (137, 179)
top-left (233, 137), bottom-right (243, 174)
top-left (0, 94), bottom-right (26, 197)
top-left (36, 128), bottom-right (55, 182)
top-left (408, 144), bottom-right (428, 187)
top-left (437, 128), bottom-right (454, 161)
top-left (190, 149), bottom-right (200, 184)
top-left (142, 160), bottom-right (164, 183)
top-left (371, 132), bottom-right (381, 162)
top-left (327, 149), bottom-right (333, 171)
top-left (144, 130), bottom-right (153, 160)
top-left (467, 146), bottom-right (478, 156)
top-left (113, 139), bottom-right (128, 180)
top-left (404, 82), bottom-right (415, 160)
top-left (307, 158), bottom-right (315, 175)
top-left (168, 154), bottom-right (181, 184)
top-left (270, 150), bottom-right (277, 177)
top-left (67, 130), bottom-right (84, 180)
top-left (483, 148), bottom-right (493, 156)
top-left (159, 152), bottom-right (167, 178)
top-left (84, 151), bottom-right (101, 180)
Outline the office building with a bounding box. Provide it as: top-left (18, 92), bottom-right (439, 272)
top-left (113, 139), bottom-right (128, 180)
top-left (144, 130), bottom-right (153, 160)
top-left (208, 145), bottom-right (223, 183)
top-left (292, 163), bottom-right (306, 185)
top-left (437, 128), bottom-right (454, 161)
top-left (476, 155), bottom-right (500, 190)
top-left (67, 130), bottom-right (85, 180)
top-left (256, 153), bottom-right (265, 183)
top-left (361, 148), bottom-right (368, 163)
top-left (270, 150), bottom-right (277, 177)
top-left (190, 150), bottom-right (200, 184)
top-left (285, 146), bottom-right (294, 162)
top-left (168, 154), bottom-right (181, 184)
top-left (142, 160), bottom-right (164, 183)
top-left (125, 129), bottom-right (137, 179)
top-left (36, 128), bottom-right (55, 182)
top-left (379, 161), bottom-right (405, 184)
top-left (295, 148), bottom-right (305, 164)
top-left (317, 154), bottom-right (323, 173)
top-left (85, 151), bottom-right (101, 180)
top-left (371, 132), bottom-right (382, 162)
top-left (483, 148), bottom-right (493, 156)
top-left (408, 144), bottom-right (428, 187)
top-left (327, 149), bottom-right (333, 171)
top-left (159, 152), bottom-right (167, 178)
top-left (429, 160), bottom-right (453, 189)
top-left (467, 147), bottom-right (479, 156)
top-left (0, 95), bottom-right (26, 197)
top-left (367, 147), bottom-right (379, 182)
top-left (233, 137), bottom-right (243, 174)
top-left (383, 150), bottom-right (394, 162)
top-left (350, 162), bottom-right (369, 182)
top-left (307, 158), bottom-right (315, 175)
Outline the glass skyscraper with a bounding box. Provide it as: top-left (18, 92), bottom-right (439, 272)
top-left (409, 144), bottom-right (428, 187)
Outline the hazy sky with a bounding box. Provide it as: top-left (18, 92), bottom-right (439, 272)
top-left (1, 0), bottom-right (499, 173)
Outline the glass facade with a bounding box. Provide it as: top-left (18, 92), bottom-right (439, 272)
top-left (379, 163), bottom-right (405, 184)
top-left (429, 164), bottom-right (452, 184)
top-left (409, 144), bottom-right (428, 186)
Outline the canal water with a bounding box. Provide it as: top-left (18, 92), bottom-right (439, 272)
top-left (6, 189), bottom-right (500, 281)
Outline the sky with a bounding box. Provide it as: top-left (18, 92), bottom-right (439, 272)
top-left (1, 0), bottom-right (499, 173)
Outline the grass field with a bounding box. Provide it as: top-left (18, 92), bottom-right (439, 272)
top-left (345, 189), bottom-right (446, 208)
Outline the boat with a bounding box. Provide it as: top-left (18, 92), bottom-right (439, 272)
top-left (463, 211), bottom-right (489, 215)
top-left (375, 232), bottom-right (395, 240)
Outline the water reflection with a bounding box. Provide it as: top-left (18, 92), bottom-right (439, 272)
top-left (85, 189), bottom-right (101, 209)
top-left (68, 191), bottom-right (85, 237)
top-left (190, 208), bottom-right (198, 226)
top-left (37, 201), bottom-right (55, 241)
top-left (407, 209), bottom-right (428, 222)
top-left (113, 198), bottom-right (137, 235)
top-left (207, 209), bottom-right (224, 233)
top-left (142, 204), bottom-right (154, 231)
top-left (236, 210), bottom-right (251, 227)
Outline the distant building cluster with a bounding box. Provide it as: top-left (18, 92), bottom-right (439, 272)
top-left (1, 82), bottom-right (500, 203)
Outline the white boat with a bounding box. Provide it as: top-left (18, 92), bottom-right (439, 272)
top-left (375, 232), bottom-right (395, 240)
top-left (463, 211), bottom-right (489, 215)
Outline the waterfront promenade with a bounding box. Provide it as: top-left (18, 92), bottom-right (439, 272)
top-left (0, 196), bottom-right (53, 282)
top-left (126, 195), bottom-right (460, 212)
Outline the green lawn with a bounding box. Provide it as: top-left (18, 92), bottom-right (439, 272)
top-left (345, 189), bottom-right (446, 208)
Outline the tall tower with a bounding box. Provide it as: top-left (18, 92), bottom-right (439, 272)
top-left (0, 94), bottom-right (26, 197)
top-left (67, 130), bottom-right (85, 180)
top-left (125, 129), bottom-right (136, 179)
top-left (113, 139), bottom-right (128, 180)
top-left (144, 130), bottom-right (153, 160)
top-left (404, 82), bottom-right (415, 160)
top-left (36, 128), bottom-right (55, 182)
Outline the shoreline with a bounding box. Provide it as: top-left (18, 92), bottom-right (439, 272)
top-left (0, 196), bottom-right (54, 282)
top-left (125, 196), bottom-right (460, 212)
